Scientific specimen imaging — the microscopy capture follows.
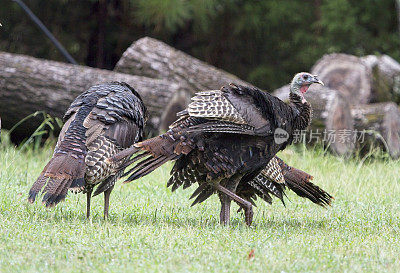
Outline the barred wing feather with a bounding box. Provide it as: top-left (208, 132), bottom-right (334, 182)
top-left (188, 90), bottom-right (247, 124)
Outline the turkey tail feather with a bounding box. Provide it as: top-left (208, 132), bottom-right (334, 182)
top-left (28, 154), bottom-right (85, 207)
top-left (191, 186), bottom-right (214, 206)
top-left (106, 145), bottom-right (140, 163)
top-left (283, 167), bottom-right (333, 207)
top-left (123, 154), bottom-right (178, 183)
top-left (274, 157), bottom-right (333, 207)
top-left (93, 173), bottom-right (120, 197)
top-left (42, 178), bottom-right (70, 207)
top-left (28, 175), bottom-right (49, 204)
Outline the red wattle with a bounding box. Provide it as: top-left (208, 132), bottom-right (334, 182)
top-left (300, 85), bottom-right (309, 94)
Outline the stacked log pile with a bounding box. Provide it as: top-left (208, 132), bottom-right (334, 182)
top-left (274, 53), bottom-right (400, 158)
top-left (1, 37), bottom-right (400, 158)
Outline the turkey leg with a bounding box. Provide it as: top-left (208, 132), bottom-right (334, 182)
top-left (103, 185), bottom-right (114, 220)
top-left (86, 188), bottom-right (93, 218)
top-left (215, 184), bottom-right (254, 226)
top-left (219, 193), bottom-right (232, 226)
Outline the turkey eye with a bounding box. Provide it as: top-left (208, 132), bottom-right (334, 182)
top-left (303, 75), bottom-right (309, 80)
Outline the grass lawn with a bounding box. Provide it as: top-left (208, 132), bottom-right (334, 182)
top-left (0, 136), bottom-right (399, 272)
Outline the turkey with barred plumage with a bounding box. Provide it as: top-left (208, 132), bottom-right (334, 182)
top-left (28, 82), bottom-right (147, 219)
top-left (109, 73), bottom-right (325, 226)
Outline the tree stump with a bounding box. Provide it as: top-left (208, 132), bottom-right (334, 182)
top-left (115, 37), bottom-right (254, 129)
top-left (361, 55), bottom-right (400, 103)
top-left (0, 51), bottom-right (181, 139)
top-left (311, 53), bottom-right (372, 105)
top-left (273, 85), bottom-right (354, 156)
top-left (351, 102), bottom-right (400, 158)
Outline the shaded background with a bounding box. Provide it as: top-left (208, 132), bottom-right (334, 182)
top-left (1, 0), bottom-right (399, 92)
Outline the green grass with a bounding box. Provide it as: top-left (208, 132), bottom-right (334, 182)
top-left (1, 137), bottom-right (400, 272)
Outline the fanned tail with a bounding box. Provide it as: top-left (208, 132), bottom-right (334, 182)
top-left (28, 154), bottom-right (86, 207)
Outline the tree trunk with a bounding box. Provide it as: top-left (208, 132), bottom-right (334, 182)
top-left (361, 55), bottom-right (400, 103)
top-left (311, 53), bottom-right (372, 105)
top-left (351, 102), bottom-right (400, 159)
top-left (273, 85), bottom-right (355, 156)
top-left (0, 51), bottom-right (180, 139)
top-left (114, 37), bottom-right (254, 129)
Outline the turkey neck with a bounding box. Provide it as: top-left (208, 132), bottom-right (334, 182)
top-left (289, 92), bottom-right (312, 131)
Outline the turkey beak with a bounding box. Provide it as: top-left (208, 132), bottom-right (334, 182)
top-left (313, 75), bottom-right (324, 86)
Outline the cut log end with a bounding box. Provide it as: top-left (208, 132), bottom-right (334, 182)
top-left (325, 93), bottom-right (355, 156)
top-left (311, 53), bottom-right (372, 105)
top-left (384, 105), bottom-right (400, 158)
top-left (352, 102), bottom-right (400, 158)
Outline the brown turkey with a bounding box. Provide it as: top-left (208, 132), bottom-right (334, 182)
top-left (109, 72), bottom-right (324, 226)
top-left (28, 82), bottom-right (147, 219)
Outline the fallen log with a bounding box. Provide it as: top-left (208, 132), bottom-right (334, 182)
top-left (115, 37), bottom-right (254, 130)
top-left (0, 51), bottom-right (180, 139)
top-left (311, 53), bottom-right (400, 105)
top-left (351, 102), bottom-right (400, 158)
top-left (361, 55), bottom-right (400, 103)
top-left (311, 53), bottom-right (372, 105)
top-left (273, 85), bottom-right (354, 156)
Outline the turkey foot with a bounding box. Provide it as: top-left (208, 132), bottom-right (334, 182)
top-left (236, 202), bottom-right (254, 227)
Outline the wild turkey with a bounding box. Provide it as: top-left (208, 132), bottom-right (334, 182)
top-left (109, 72), bottom-right (324, 225)
top-left (28, 82), bottom-right (147, 219)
